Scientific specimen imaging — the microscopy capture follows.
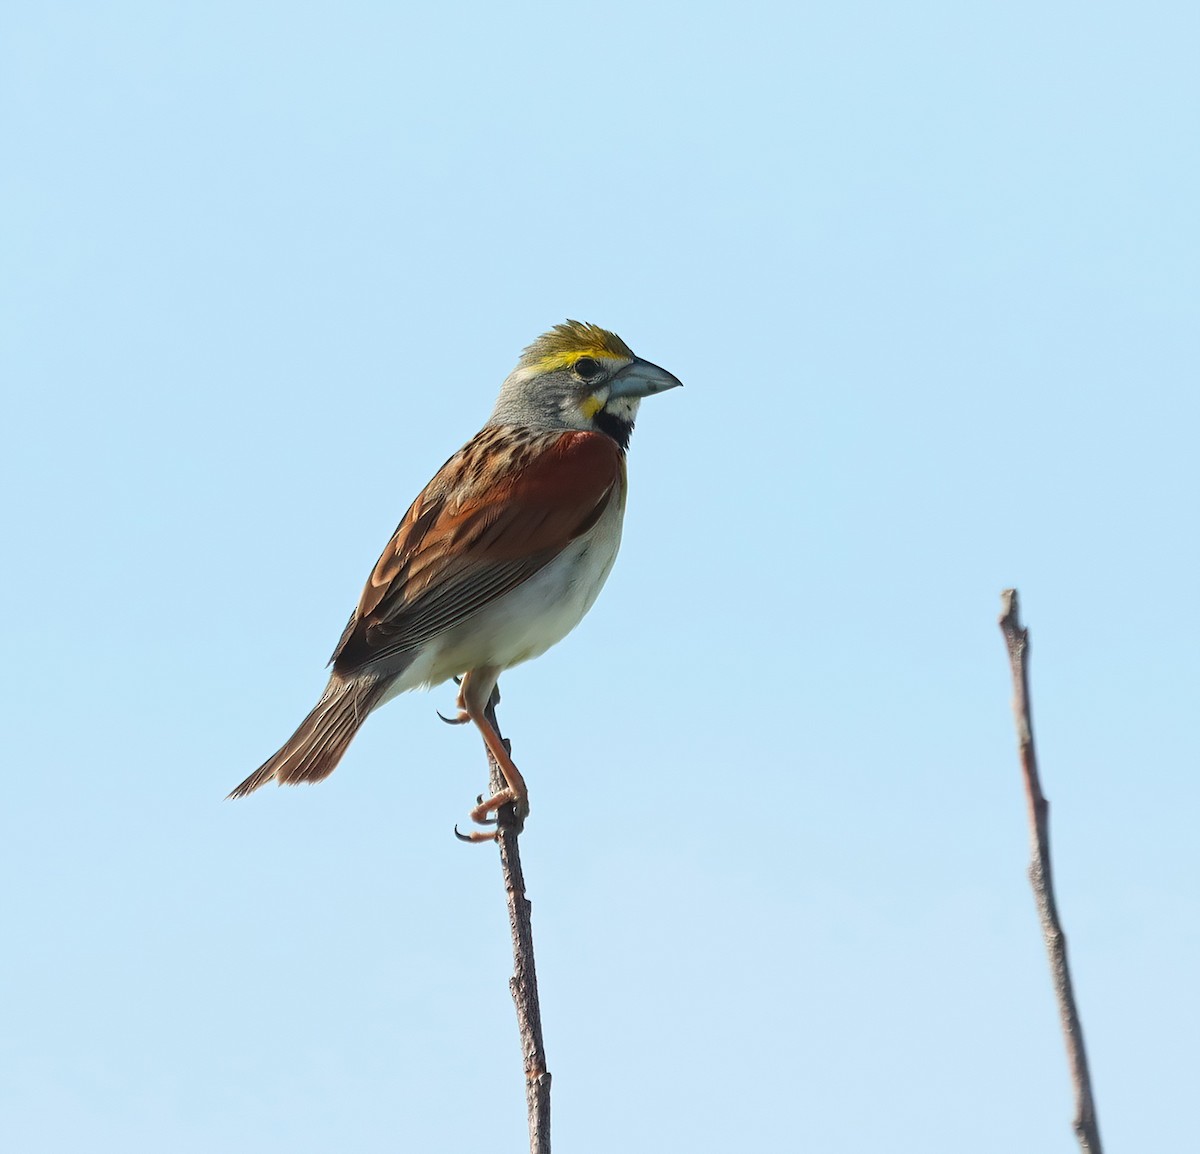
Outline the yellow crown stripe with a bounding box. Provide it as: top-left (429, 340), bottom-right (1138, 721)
top-left (519, 321), bottom-right (635, 372)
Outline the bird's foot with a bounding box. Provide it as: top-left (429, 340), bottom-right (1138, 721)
top-left (470, 787), bottom-right (522, 826)
top-left (452, 787), bottom-right (528, 843)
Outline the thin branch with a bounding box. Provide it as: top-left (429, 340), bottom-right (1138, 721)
top-left (481, 688), bottom-right (551, 1154)
top-left (998, 589), bottom-right (1103, 1154)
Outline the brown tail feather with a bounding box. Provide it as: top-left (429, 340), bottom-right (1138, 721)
top-left (228, 676), bottom-right (387, 799)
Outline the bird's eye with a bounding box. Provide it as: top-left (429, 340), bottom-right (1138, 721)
top-left (574, 357), bottom-right (601, 381)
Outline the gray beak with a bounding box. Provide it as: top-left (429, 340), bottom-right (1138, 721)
top-left (608, 358), bottom-right (684, 400)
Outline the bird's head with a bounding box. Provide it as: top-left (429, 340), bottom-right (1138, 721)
top-left (491, 320), bottom-right (682, 452)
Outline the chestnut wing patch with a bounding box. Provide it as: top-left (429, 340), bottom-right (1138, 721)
top-left (331, 429), bottom-right (620, 674)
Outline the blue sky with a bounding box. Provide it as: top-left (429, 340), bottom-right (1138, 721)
top-left (3, 2), bottom-right (1197, 1150)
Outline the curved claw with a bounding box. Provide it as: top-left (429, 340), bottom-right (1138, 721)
top-left (468, 796), bottom-right (497, 823)
top-left (454, 824), bottom-right (496, 844)
top-left (437, 710), bottom-right (470, 726)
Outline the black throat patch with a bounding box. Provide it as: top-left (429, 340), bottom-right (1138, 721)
top-left (594, 410), bottom-right (634, 453)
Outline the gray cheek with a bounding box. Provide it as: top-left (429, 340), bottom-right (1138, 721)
top-left (561, 403), bottom-right (594, 431)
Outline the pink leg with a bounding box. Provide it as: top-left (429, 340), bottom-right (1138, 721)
top-left (455, 667), bottom-right (529, 842)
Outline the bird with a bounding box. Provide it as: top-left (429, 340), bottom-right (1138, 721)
top-left (228, 320), bottom-right (681, 839)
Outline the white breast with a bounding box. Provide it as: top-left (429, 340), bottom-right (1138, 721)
top-left (389, 474), bottom-right (628, 694)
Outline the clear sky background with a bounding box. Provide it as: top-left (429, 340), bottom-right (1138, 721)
top-left (3, 3), bottom-right (1197, 1151)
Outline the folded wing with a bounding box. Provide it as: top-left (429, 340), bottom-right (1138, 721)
top-left (330, 427), bottom-right (622, 675)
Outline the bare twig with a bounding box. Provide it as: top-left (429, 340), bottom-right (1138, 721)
top-left (481, 687), bottom-right (551, 1154)
top-left (998, 590), bottom-right (1103, 1154)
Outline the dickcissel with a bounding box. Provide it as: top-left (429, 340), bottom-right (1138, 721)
top-left (229, 321), bottom-right (681, 837)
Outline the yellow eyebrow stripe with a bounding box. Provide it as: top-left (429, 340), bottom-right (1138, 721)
top-left (531, 348), bottom-right (620, 373)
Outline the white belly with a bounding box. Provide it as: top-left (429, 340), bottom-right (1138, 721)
top-left (383, 480), bottom-right (626, 698)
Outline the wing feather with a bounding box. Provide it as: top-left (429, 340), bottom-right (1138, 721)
top-left (330, 427), bottom-right (621, 675)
